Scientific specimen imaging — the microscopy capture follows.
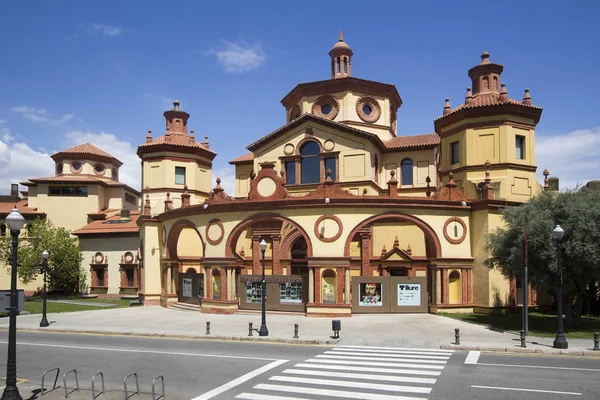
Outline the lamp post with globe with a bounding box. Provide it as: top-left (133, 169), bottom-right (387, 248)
top-left (552, 224), bottom-right (568, 349)
top-left (258, 239), bottom-right (269, 337)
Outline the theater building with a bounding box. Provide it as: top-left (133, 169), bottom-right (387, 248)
top-left (136, 32), bottom-right (544, 316)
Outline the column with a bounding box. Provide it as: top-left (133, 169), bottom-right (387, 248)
top-left (272, 235), bottom-right (282, 275)
top-left (461, 269), bottom-right (467, 305)
top-left (336, 267), bottom-right (344, 304)
top-left (252, 236), bottom-right (260, 275)
top-left (467, 269), bottom-right (472, 304)
top-left (442, 269), bottom-right (449, 305)
top-left (220, 267), bottom-right (227, 301)
top-left (308, 267), bottom-right (314, 303)
top-left (360, 234), bottom-right (371, 276)
top-left (205, 267), bottom-right (211, 299)
top-left (344, 268), bottom-right (351, 304)
top-left (435, 269), bottom-right (441, 305)
top-left (315, 267), bottom-right (321, 303)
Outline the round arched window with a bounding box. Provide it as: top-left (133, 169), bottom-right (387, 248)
top-left (70, 161), bottom-right (82, 173)
top-left (300, 141), bottom-right (321, 184)
top-left (94, 164), bottom-right (105, 176)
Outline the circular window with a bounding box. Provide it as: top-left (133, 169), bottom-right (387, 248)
top-left (356, 96), bottom-right (381, 123)
top-left (312, 95), bottom-right (339, 120)
top-left (70, 161), bottom-right (82, 174)
top-left (56, 163), bottom-right (63, 175)
top-left (94, 164), bottom-right (105, 176)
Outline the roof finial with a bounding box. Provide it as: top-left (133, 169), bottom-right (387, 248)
top-left (146, 130), bottom-right (152, 143)
top-left (499, 83), bottom-right (508, 101)
top-left (173, 100), bottom-right (180, 111)
top-left (443, 98), bottom-right (452, 115)
top-left (393, 235), bottom-right (399, 248)
top-left (338, 30), bottom-right (344, 42)
top-left (523, 88), bottom-right (532, 106)
top-left (543, 169), bottom-right (550, 190)
top-left (465, 87), bottom-right (473, 106)
top-left (325, 168), bottom-right (333, 182)
top-left (480, 51), bottom-right (491, 64)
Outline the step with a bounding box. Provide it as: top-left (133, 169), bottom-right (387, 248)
top-left (169, 302), bottom-right (202, 312)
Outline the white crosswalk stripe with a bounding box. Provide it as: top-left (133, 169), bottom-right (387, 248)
top-left (235, 346), bottom-right (453, 399)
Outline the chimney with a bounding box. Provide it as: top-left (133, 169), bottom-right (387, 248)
top-left (120, 209), bottom-right (131, 220)
top-left (548, 177), bottom-right (560, 191)
top-left (10, 184), bottom-right (18, 197)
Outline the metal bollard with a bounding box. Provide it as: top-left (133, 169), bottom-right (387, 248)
top-left (454, 328), bottom-right (460, 345)
top-left (248, 322), bottom-right (253, 337)
top-left (293, 323), bottom-right (299, 339)
top-left (520, 330), bottom-right (526, 348)
top-left (594, 332), bottom-right (599, 351)
top-left (206, 321), bottom-right (211, 335)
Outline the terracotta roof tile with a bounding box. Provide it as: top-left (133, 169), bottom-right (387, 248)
top-left (138, 133), bottom-right (215, 154)
top-left (0, 199), bottom-right (44, 216)
top-left (385, 134), bottom-right (440, 150)
top-left (51, 143), bottom-right (122, 166)
top-left (73, 211), bottom-right (140, 236)
top-left (435, 92), bottom-right (542, 121)
top-left (229, 153), bottom-right (254, 165)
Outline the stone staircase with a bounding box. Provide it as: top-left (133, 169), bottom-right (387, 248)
top-left (169, 301), bottom-right (201, 312)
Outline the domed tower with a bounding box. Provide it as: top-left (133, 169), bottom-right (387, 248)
top-left (434, 52), bottom-right (543, 202)
top-left (137, 101), bottom-right (216, 213)
top-left (329, 30), bottom-right (353, 79)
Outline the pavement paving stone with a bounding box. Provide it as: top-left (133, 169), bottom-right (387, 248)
top-left (1, 306), bottom-right (598, 356)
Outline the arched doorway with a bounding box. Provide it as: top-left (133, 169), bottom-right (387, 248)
top-left (290, 238), bottom-right (307, 275)
top-left (449, 270), bottom-right (461, 304)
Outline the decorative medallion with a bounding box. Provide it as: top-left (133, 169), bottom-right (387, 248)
top-left (284, 143), bottom-right (295, 155)
top-left (161, 227), bottom-right (167, 245)
top-left (356, 96), bottom-right (381, 123)
top-left (443, 217), bottom-right (467, 244)
top-left (123, 251), bottom-right (134, 264)
top-left (312, 95), bottom-right (340, 120)
top-left (314, 215), bottom-right (343, 243)
top-left (257, 177), bottom-right (277, 197)
top-left (94, 252), bottom-right (104, 264)
top-left (323, 139), bottom-right (335, 151)
top-left (206, 219), bottom-right (225, 245)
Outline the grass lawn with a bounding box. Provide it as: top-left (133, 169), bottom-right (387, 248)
top-left (0, 296), bottom-right (132, 317)
top-left (440, 311), bottom-right (600, 339)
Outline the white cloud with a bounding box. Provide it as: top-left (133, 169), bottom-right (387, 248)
top-left (213, 166), bottom-right (236, 197)
top-left (11, 106), bottom-right (49, 122)
top-left (536, 127), bottom-right (600, 189)
top-left (0, 131), bottom-right (54, 194)
top-left (207, 40), bottom-right (266, 73)
top-left (63, 131), bottom-right (141, 191)
top-left (11, 106), bottom-right (77, 125)
top-left (0, 119), bottom-right (5, 124)
top-left (89, 24), bottom-right (123, 36)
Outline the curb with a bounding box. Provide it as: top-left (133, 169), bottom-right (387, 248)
top-left (7, 327), bottom-right (342, 345)
top-left (442, 344), bottom-right (600, 357)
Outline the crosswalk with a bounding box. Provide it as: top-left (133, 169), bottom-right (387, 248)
top-left (235, 345), bottom-right (454, 400)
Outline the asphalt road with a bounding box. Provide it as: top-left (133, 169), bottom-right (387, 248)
top-left (0, 331), bottom-right (599, 399)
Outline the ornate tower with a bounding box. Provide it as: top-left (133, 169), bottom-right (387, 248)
top-left (329, 30), bottom-right (353, 79)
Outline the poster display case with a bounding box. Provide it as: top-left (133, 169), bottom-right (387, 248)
top-left (352, 276), bottom-right (428, 313)
top-left (239, 275), bottom-right (307, 312)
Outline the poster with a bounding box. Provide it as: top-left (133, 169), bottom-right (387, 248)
top-left (322, 276), bottom-right (336, 304)
top-left (182, 278), bottom-right (192, 297)
top-left (397, 283), bottom-right (421, 306)
top-left (245, 281), bottom-right (263, 303)
top-left (280, 282), bottom-right (302, 304)
top-left (198, 278), bottom-right (204, 299)
top-left (359, 283), bottom-right (382, 306)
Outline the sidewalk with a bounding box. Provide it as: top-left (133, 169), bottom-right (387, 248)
top-left (1, 306), bottom-right (598, 356)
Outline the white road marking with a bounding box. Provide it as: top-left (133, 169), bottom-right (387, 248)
top-left (0, 341), bottom-right (279, 362)
top-left (471, 385), bottom-right (582, 395)
top-left (316, 354), bottom-right (447, 364)
top-left (254, 383), bottom-right (427, 400)
top-left (326, 350), bottom-right (450, 360)
top-left (191, 359), bottom-right (288, 400)
top-left (340, 345), bottom-right (453, 353)
top-left (269, 376), bottom-right (432, 394)
top-left (294, 362), bottom-right (441, 376)
top-left (282, 368), bottom-right (437, 384)
top-left (332, 347), bottom-right (452, 356)
top-left (476, 362), bottom-right (600, 372)
top-left (236, 393), bottom-right (311, 400)
top-left (305, 358), bottom-right (445, 370)
top-left (464, 350), bottom-right (480, 365)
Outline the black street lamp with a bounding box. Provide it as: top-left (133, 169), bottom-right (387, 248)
top-left (553, 224), bottom-right (568, 349)
top-left (2, 207), bottom-right (25, 400)
top-left (258, 239), bottom-right (269, 337)
top-left (39, 250), bottom-right (49, 328)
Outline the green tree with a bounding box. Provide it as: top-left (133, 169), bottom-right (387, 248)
top-left (1, 217), bottom-right (84, 295)
top-left (487, 187), bottom-right (600, 328)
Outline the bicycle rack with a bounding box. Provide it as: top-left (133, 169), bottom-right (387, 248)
top-left (152, 375), bottom-right (165, 400)
top-left (91, 371), bottom-right (105, 399)
top-left (63, 369), bottom-right (79, 398)
top-left (41, 367), bottom-right (60, 396)
top-left (124, 372), bottom-right (140, 399)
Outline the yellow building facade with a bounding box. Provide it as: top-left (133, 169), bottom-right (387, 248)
top-left (137, 33), bottom-right (543, 316)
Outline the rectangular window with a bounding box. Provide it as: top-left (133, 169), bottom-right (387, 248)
top-left (124, 193), bottom-right (137, 205)
top-left (97, 269), bottom-right (105, 287)
top-left (175, 167), bottom-right (186, 185)
top-left (516, 135), bottom-right (525, 160)
top-left (285, 162), bottom-right (296, 185)
top-left (325, 158), bottom-right (336, 182)
top-left (48, 186), bottom-right (88, 196)
top-left (451, 141), bottom-right (460, 164)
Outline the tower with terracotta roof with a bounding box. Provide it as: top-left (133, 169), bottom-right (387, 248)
top-left (434, 52), bottom-right (543, 202)
top-left (137, 101), bottom-right (216, 213)
top-left (330, 30), bottom-right (353, 79)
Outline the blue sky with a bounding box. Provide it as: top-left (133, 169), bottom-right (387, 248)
top-left (1, 1), bottom-right (598, 194)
